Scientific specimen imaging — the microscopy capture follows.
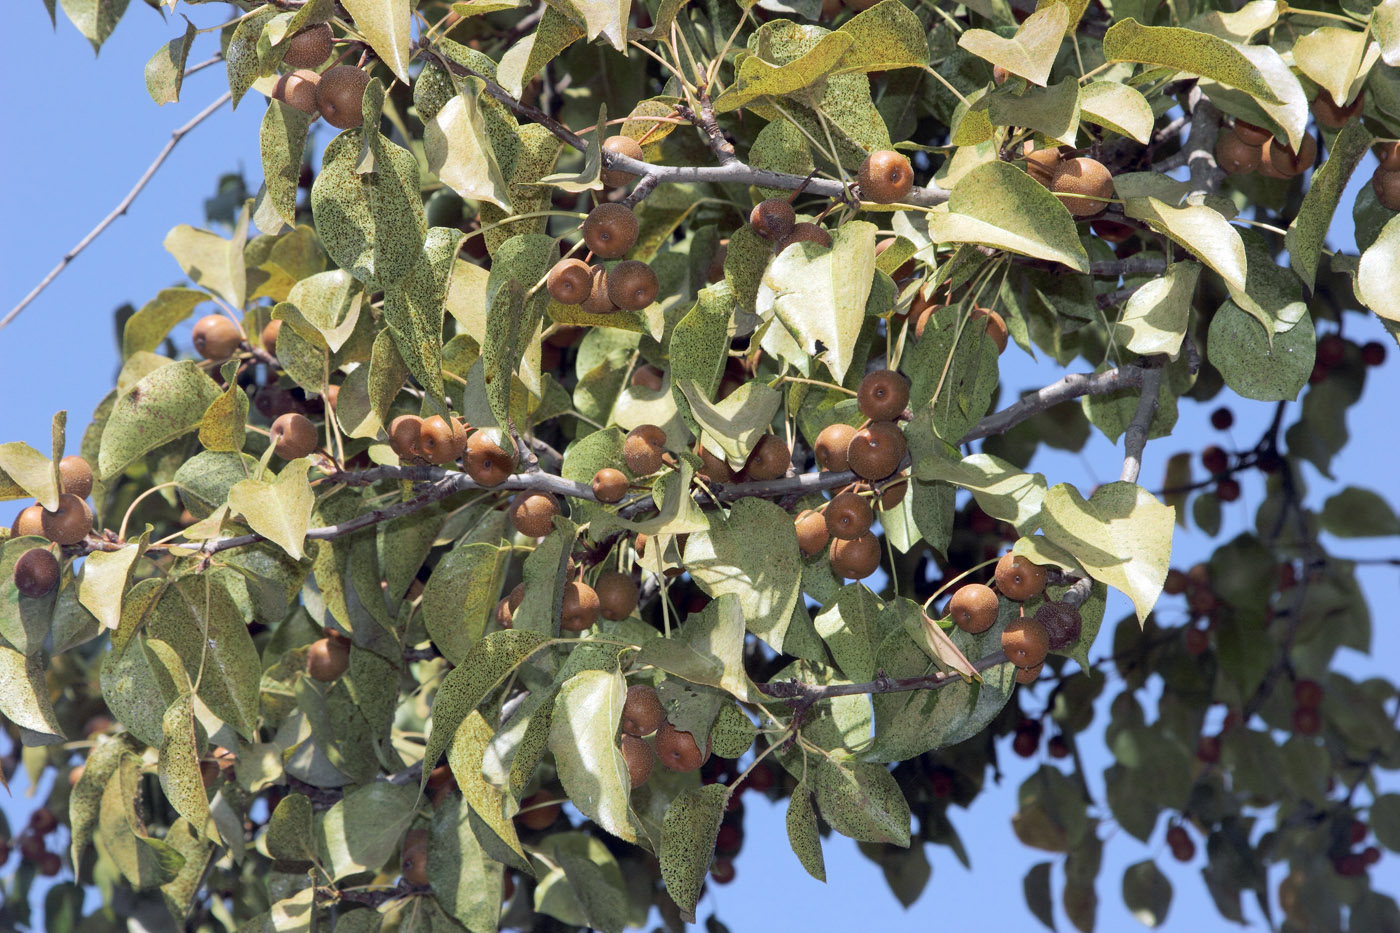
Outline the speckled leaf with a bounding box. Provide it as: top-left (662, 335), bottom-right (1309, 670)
top-left (710, 702), bottom-right (757, 757)
top-left (679, 380), bottom-right (782, 470)
top-left (199, 379), bottom-right (248, 453)
top-left (483, 234), bottom-right (554, 428)
top-left (1113, 261), bottom-right (1199, 356)
top-left (988, 78), bottom-right (1080, 144)
top-left (813, 584), bottom-right (877, 682)
top-left (549, 667), bottom-right (639, 842)
top-left (448, 711), bottom-right (531, 867)
top-left (715, 32), bottom-right (853, 113)
top-left (78, 539), bottom-right (144, 630)
top-left (497, 5), bottom-right (585, 97)
top-left (748, 119), bottom-right (814, 200)
top-left (224, 5), bottom-right (278, 108)
top-left (1358, 214), bottom-right (1400, 321)
top-left (311, 129), bottom-right (426, 289)
top-left (1207, 303), bottom-right (1314, 401)
top-left (228, 459), bottom-right (314, 560)
top-left (926, 161), bottom-right (1089, 272)
top-left (422, 541), bottom-right (507, 665)
top-left (0, 443), bottom-right (59, 510)
top-left (59, 0), bottom-right (132, 54)
top-left (1293, 26), bottom-right (1376, 108)
top-left (99, 751), bottom-right (184, 889)
top-left (660, 784), bottom-right (729, 918)
top-left (723, 223), bottom-right (773, 315)
top-left (145, 16), bottom-right (195, 104)
top-left (261, 101), bottom-right (312, 228)
top-left (832, 0), bottom-right (928, 72)
top-left (98, 361), bottom-right (222, 480)
top-left (815, 758), bottom-right (910, 845)
top-left (1101, 19), bottom-right (1280, 104)
top-left (164, 211), bottom-right (249, 310)
top-left (429, 796), bottom-right (504, 933)
top-left (958, 3), bottom-right (1069, 86)
top-left (341, 0), bottom-right (413, 83)
top-left (786, 786), bottom-right (826, 881)
top-left (1039, 481), bottom-right (1172, 625)
top-left (265, 794), bottom-right (316, 861)
top-left (316, 781), bottom-right (418, 880)
top-left (539, 103), bottom-right (605, 191)
top-left (0, 645), bottom-right (65, 743)
top-left (286, 269), bottom-right (361, 353)
top-left (1288, 120), bottom-right (1372, 291)
top-left (425, 82), bottom-right (513, 211)
top-left (1079, 80), bottom-right (1153, 143)
top-left (668, 283), bottom-right (732, 432)
top-left (568, 0), bottom-right (630, 50)
top-left (123, 288), bottom-right (209, 360)
top-left (916, 451), bottom-right (1046, 534)
top-left (383, 228), bottom-right (461, 409)
top-left (158, 693), bottom-right (212, 840)
top-left (69, 737), bottom-right (126, 865)
top-left (902, 305), bottom-right (1000, 444)
top-left (1202, 44), bottom-right (1307, 152)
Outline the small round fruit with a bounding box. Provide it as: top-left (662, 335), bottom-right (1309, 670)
top-left (1311, 90), bottom-right (1363, 129)
top-left (1259, 133), bottom-right (1317, 179)
top-left (273, 69), bottom-right (321, 114)
top-left (596, 571), bottom-right (639, 621)
top-left (1317, 334), bottom-right (1347, 368)
top-left (655, 721), bottom-right (708, 771)
top-left (1167, 825), bottom-right (1195, 862)
top-left (510, 492), bottom-right (561, 538)
top-left (1216, 478), bottom-right (1241, 502)
top-left (632, 364), bottom-right (665, 391)
top-left (601, 135), bottom-right (644, 187)
top-left (1293, 679), bottom-right (1324, 709)
top-left (580, 265), bottom-right (617, 314)
top-left (846, 421), bottom-right (906, 480)
top-left (592, 467), bottom-right (629, 503)
top-left (1184, 626), bottom-right (1210, 655)
top-left (58, 456), bottom-right (93, 500)
top-left (14, 549), bottom-right (59, 598)
top-left (1023, 143), bottom-right (1063, 187)
top-left (1090, 219), bottom-right (1134, 243)
top-left (1201, 445), bottom-right (1229, 475)
top-left (316, 66), bottom-right (371, 130)
top-left (1215, 128), bottom-right (1261, 174)
top-left (750, 198), bottom-right (796, 241)
top-left (420, 415), bottom-right (466, 464)
top-left (41, 494), bottom-right (91, 546)
top-left (744, 434), bottom-right (791, 480)
top-left (1001, 616), bottom-right (1049, 668)
top-left (879, 477), bottom-right (907, 509)
top-left (37, 852), bottom-right (61, 877)
top-left (995, 553), bottom-right (1047, 601)
top-left (517, 791), bottom-right (561, 830)
top-left (582, 203), bottom-right (639, 259)
top-left (1362, 340), bottom-right (1386, 366)
top-left (1033, 601), bottom-right (1082, 649)
top-left (1211, 407), bottom-right (1234, 430)
top-left (496, 583), bottom-right (525, 629)
top-left (307, 636), bottom-right (349, 681)
top-left (1379, 141), bottom-right (1400, 171)
top-left (1050, 157), bottom-right (1113, 217)
top-left (192, 314), bottom-right (243, 360)
top-left (401, 839), bottom-right (429, 886)
top-left (283, 23), bottom-right (334, 68)
top-left (824, 490), bottom-right (873, 540)
top-left (624, 424), bottom-right (667, 475)
top-left (547, 258), bottom-right (593, 304)
top-left (971, 307), bottom-right (1008, 354)
top-left (949, 583), bottom-right (999, 634)
top-left (465, 432), bottom-right (516, 486)
top-left (388, 414), bottom-right (424, 462)
top-left (270, 412), bottom-right (318, 460)
top-left (710, 858), bottom-right (736, 884)
top-left (857, 370), bottom-right (909, 421)
top-left (607, 260), bottom-right (659, 310)
top-left (775, 222), bottom-right (832, 252)
top-left (621, 734), bottom-right (654, 787)
top-left (622, 684), bottom-right (666, 735)
top-left (696, 446), bottom-right (734, 484)
top-left (829, 532), bottom-right (881, 579)
top-left (12, 504), bottom-right (45, 538)
top-left (858, 150), bottom-right (914, 204)
top-left (561, 581), bottom-right (600, 631)
top-left (1012, 728), bottom-right (1039, 754)
top-left (814, 422), bottom-right (856, 472)
top-left (1163, 568), bottom-right (1187, 595)
top-left (262, 319), bottom-right (282, 355)
top-left (795, 509), bottom-right (830, 556)
top-left (1233, 120), bottom-right (1273, 146)
top-left (1196, 735), bottom-right (1221, 763)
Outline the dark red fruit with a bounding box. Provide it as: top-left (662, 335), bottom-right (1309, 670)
top-left (1210, 407), bottom-right (1234, 430)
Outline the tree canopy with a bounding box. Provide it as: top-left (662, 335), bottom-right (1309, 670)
top-left (2, 0), bottom-right (1400, 931)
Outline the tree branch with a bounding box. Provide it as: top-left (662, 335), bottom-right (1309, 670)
top-left (961, 366), bottom-right (1146, 443)
top-left (757, 650), bottom-right (1011, 718)
top-left (1120, 363), bottom-right (1164, 484)
top-left (1, 90), bottom-right (233, 333)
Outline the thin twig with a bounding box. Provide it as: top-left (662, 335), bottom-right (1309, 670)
top-left (1120, 363), bottom-right (1164, 484)
top-left (962, 366), bottom-right (1146, 443)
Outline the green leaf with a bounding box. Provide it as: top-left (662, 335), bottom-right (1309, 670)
top-left (383, 228), bottom-right (461, 409)
top-left (317, 782), bottom-right (418, 880)
top-left (145, 17), bottom-right (196, 105)
top-left (1113, 262), bottom-right (1199, 356)
top-left (1372, 793), bottom-right (1400, 851)
top-left (483, 234), bottom-right (554, 428)
top-left (99, 751), bottom-right (185, 889)
top-left (341, 0), bottom-right (413, 83)
top-left (713, 32), bottom-right (853, 114)
top-left (1025, 861), bottom-right (1056, 931)
top-left (902, 305), bottom-right (1001, 444)
top-left (832, 0), bottom-right (929, 73)
top-left (0, 442), bottom-right (59, 510)
top-left (1101, 19), bottom-right (1281, 104)
top-left (786, 787), bottom-right (826, 881)
top-left (813, 584), bottom-right (878, 682)
top-left (1079, 80), bottom-right (1153, 143)
top-left (1321, 487), bottom-right (1400, 537)
top-left (78, 539), bottom-right (144, 631)
top-left (1123, 860), bottom-right (1172, 927)
top-left (265, 794), bottom-right (317, 862)
top-left (1288, 120), bottom-right (1372, 291)
top-left (429, 796), bottom-right (504, 933)
top-left (422, 541), bottom-right (507, 665)
top-left (926, 161), bottom-right (1089, 272)
top-left (496, 6), bottom-right (585, 97)
top-left (1207, 303), bottom-right (1314, 402)
top-left (549, 667), bottom-right (640, 842)
top-left (425, 80), bottom-right (513, 211)
top-left (199, 379), bottom-right (249, 453)
top-left (98, 361), bottom-right (223, 480)
top-left (988, 78), bottom-right (1081, 145)
top-left (815, 758), bottom-right (911, 845)
top-left (228, 459), bottom-right (315, 561)
top-left (260, 101), bottom-right (313, 229)
top-left (679, 380), bottom-right (782, 470)
top-left (123, 288), bottom-right (208, 360)
top-left (0, 645), bottom-right (65, 743)
top-left (163, 213), bottom-right (249, 310)
top-left (69, 737), bottom-right (126, 865)
top-left (223, 6), bottom-right (278, 108)
top-left (58, 0), bottom-right (132, 55)
top-left (660, 784), bottom-right (729, 919)
top-left (1292, 26), bottom-right (1376, 108)
top-left (1039, 481), bottom-right (1174, 625)
top-left (447, 711), bottom-right (531, 872)
top-left (668, 284), bottom-right (732, 432)
top-left (958, 3), bottom-right (1070, 86)
top-left (158, 693), bottom-right (213, 841)
top-left (1356, 213), bottom-right (1400, 322)
top-left (540, 832), bottom-right (630, 933)
top-left (915, 450), bottom-right (1046, 534)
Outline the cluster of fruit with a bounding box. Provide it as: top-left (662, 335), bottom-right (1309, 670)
top-left (1313, 331), bottom-right (1387, 384)
top-left (1214, 119), bottom-right (1317, 179)
top-left (1020, 143), bottom-right (1115, 218)
top-left (948, 551), bottom-right (1067, 685)
top-left (1007, 716), bottom-right (1070, 760)
top-left (270, 25), bottom-right (372, 131)
top-left (8, 455), bottom-right (96, 598)
top-left (1331, 817), bottom-right (1385, 878)
top-left (616, 683), bottom-right (710, 785)
top-left (546, 200), bottom-right (660, 313)
top-left (2, 807), bottom-right (62, 877)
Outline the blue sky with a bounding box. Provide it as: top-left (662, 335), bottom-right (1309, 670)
top-left (2, 3), bottom-right (1398, 930)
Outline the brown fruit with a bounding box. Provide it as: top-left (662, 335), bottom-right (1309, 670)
top-left (58, 456), bottom-right (93, 500)
top-left (911, 295), bottom-right (943, 340)
top-left (1373, 168), bottom-right (1400, 211)
top-left (401, 836), bottom-right (429, 885)
top-left (1050, 157), bottom-right (1113, 217)
top-left (1201, 445), bottom-right (1229, 476)
top-left (510, 492), bottom-right (561, 538)
top-left (829, 531), bottom-right (881, 579)
top-left (1259, 133), bottom-right (1317, 179)
top-left (1233, 120), bottom-right (1273, 146)
top-left (1379, 141), bottom-right (1400, 171)
top-left (14, 548), bottom-right (59, 598)
top-left (582, 203), bottom-right (639, 260)
top-left (607, 260), bottom-right (659, 310)
top-left (12, 504), bottom-right (45, 538)
top-left (261, 319), bottom-right (282, 355)
top-left (1015, 663), bottom-right (1043, 685)
top-left (750, 198), bottom-right (796, 240)
top-left (795, 509), bottom-right (830, 556)
top-left (1023, 143), bottom-right (1063, 187)
top-left (496, 583), bottom-right (525, 629)
top-left (992, 64), bottom-right (1009, 85)
top-left (949, 583), bottom-right (999, 634)
top-left (1167, 825), bottom-right (1194, 862)
top-left (316, 66), bottom-right (370, 130)
top-left (273, 69), bottom-right (321, 114)
top-left (621, 734), bottom-right (654, 788)
top-left (419, 415), bottom-right (466, 464)
top-left (547, 258), bottom-right (593, 304)
top-left (192, 314), bottom-right (243, 360)
top-left (1196, 734), bottom-right (1221, 763)
top-left (824, 490), bottom-right (873, 540)
top-left (37, 852), bottom-right (61, 877)
top-left (624, 424), bottom-right (667, 475)
top-left (696, 446), bottom-right (735, 484)
top-left (592, 468), bottom-right (629, 503)
top-left (517, 791), bottom-right (560, 830)
top-left (621, 684), bottom-right (666, 735)
top-left (1033, 601), bottom-right (1081, 649)
top-left (596, 571), bottom-right (639, 621)
top-left (858, 150), bottom-right (914, 204)
top-left (631, 364), bottom-right (665, 391)
top-left (995, 553), bottom-right (1047, 601)
top-left (971, 307), bottom-right (1008, 354)
top-left (744, 434), bottom-right (791, 480)
top-left (857, 370), bottom-right (909, 421)
top-left (41, 494), bottom-right (91, 545)
top-left (465, 432), bottom-right (516, 486)
top-left (1293, 679), bottom-right (1324, 708)
top-left (601, 134), bottom-right (644, 187)
top-left (1184, 626), bottom-right (1210, 655)
top-left (270, 412), bottom-right (318, 460)
top-left (1311, 90), bottom-right (1363, 129)
top-left (1163, 568), bottom-right (1187, 595)
top-left (307, 636), bottom-right (349, 680)
top-left (388, 414), bottom-right (424, 462)
top-left (580, 265), bottom-right (617, 314)
top-left (1215, 128), bottom-right (1261, 174)
top-left (1090, 219), bottom-right (1134, 243)
top-left (846, 421), bottom-right (906, 480)
top-left (282, 23), bottom-right (334, 68)
top-left (879, 477), bottom-right (907, 509)
top-left (814, 422), bottom-right (856, 472)
top-left (655, 721), bottom-right (708, 771)
top-left (1001, 616), bottom-right (1049, 668)
top-left (545, 325), bottom-right (583, 349)
top-left (561, 581), bottom-right (600, 631)
top-left (775, 222), bottom-right (832, 252)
